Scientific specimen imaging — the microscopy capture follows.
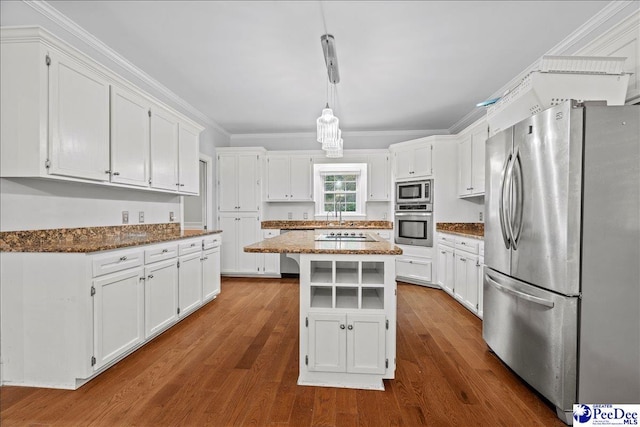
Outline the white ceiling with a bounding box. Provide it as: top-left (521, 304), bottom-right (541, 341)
top-left (47, 1), bottom-right (610, 134)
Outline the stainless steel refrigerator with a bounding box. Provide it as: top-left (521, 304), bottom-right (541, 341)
top-left (483, 100), bottom-right (639, 424)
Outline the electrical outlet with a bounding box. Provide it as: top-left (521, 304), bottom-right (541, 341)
top-left (122, 211), bottom-right (129, 224)
top-left (139, 211), bottom-right (145, 223)
top-left (169, 211), bottom-right (175, 222)
top-left (383, 212), bottom-right (387, 220)
top-left (479, 211), bottom-right (483, 221)
top-left (288, 212), bottom-right (293, 220)
top-left (303, 212), bottom-right (308, 220)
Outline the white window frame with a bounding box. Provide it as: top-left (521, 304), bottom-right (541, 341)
top-left (313, 163), bottom-right (368, 218)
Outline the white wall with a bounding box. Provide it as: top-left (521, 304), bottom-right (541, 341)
top-left (231, 130), bottom-right (448, 151)
top-left (0, 178), bottom-right (180, 231)
top-left (263, 201), bottom-right (391, 222)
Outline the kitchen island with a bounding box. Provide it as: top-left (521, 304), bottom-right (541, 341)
top-left (245, 230), bottom-right (401, 390)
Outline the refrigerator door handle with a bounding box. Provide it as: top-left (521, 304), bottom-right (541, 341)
top-left (505, 148), bottom-right (518, 250)
top-left (511, 150), bottom-right (524, 249)
top-left (498, 154), bottom-right (513, 249)
top-left (485, 272), bottom-right (555, 308)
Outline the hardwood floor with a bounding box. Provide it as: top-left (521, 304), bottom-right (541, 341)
top-left (1, 278), bottom-right (565, 426)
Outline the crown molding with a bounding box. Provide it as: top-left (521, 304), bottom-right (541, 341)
top-left (230, 129), bottom-right (448, 141)
top-left (449, 1), bottom-right (637, 135)
top-left (23, 0), bottom-right (229, 137)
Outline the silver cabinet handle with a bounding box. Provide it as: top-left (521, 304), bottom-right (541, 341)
top-left (460, 242), bottom-right (466, 245)
top-left (119, 256), bottom-right (127, 261)
top-left (347, 325), bottom-right (353, 330)
top-left (190, 243), bottom-right (196, 247)
top-left (340, 324), bottom-right (345, 330)
top-left (162, 249), bottom-right (169, 253)
top-left (460, 258), bottom-right (467, 262)
top-left (105, 170), bottom-right (111, 174)
top-left (139, 277), bottom-right (145, 281)
top-left (113, 172), bottom-right (120, 176)
top-left (148, 274), bottom-right (154, 279)
top-left (486, 273), bottom-right (554, 308)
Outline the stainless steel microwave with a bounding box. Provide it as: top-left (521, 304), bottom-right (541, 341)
top-left (396, 179), bottom-right (432, 204)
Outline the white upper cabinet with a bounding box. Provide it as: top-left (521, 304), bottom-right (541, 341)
top-left (178, 123), bottom-right (200, 195)
top-left (266, 155), bottom-right (313, 201)
top-left (394, 143), bottom-right (432, 180)
top-left (218, 150), bottom-right (262, 212)
top-left (48, 50), bottom-right (110, 181)
top-left (110, 86), bottom-right (149, 187)
top-left (458, 125), bottom-right (487, 197)
top-left (0, 27), bottom-right (203, 194)
top-left (367, 153), bottom-right (390, 201)
top-left (150, 105), bottom-right (179, 191)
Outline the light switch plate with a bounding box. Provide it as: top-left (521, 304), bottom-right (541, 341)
top-left (288, 212), bottom-right (293, 219)
top-left (169, 211), bottom-right (175, 222)
top-left (479, 211), bottom-right (483, 221)
top-left (139, 211), bottom-right (145, 223)
top-left (303, 212), bottom-right (308, 219)
top-left (122, 211), bottom-right (129, 224)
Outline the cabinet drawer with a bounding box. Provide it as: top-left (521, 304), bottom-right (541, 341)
top-left (437, 234), bottom-right (455, 247)
top-left (145, 243), bottom-right (178, 264)
top-left (455, 238), bottom-right (479, 254)
top-left (179, 239), bottom-right (202, 255)
top-left (396, 257), bottom-right (432, 283)
top-left (203, 234), bottom-right (221, 250)
top-left (93, 249), bottom-right (144, 277)
top-left (263, 229), bottom-right (280, 239)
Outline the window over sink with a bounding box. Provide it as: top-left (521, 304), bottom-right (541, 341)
top-left (314, 163), bottom-right (367, 218)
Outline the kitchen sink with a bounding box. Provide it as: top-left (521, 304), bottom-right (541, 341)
top-left (315, 233), bottom-right (377, 242)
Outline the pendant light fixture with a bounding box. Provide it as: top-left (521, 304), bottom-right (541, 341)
top-left (316, 33), bottom-right (343, 154)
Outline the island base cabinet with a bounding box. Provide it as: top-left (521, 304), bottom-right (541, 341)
top-left (298, 254), bottom-right (396, 391)
top-left (144, 259), bottom-right (179, 339)
top-left (92, 267), bottom-right (145, 370)
top-left (308, 313), bottom-right (386, 375)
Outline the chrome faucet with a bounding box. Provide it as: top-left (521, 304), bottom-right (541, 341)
top-left (336, 198), bottom-right (343, 225)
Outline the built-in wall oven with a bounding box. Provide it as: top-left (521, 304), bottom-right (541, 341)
top-left (395, 204), bottom-right (433, 247)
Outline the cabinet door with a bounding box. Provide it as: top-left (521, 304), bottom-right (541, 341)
top-left (144, 259), bottom-right (178, 338)
top-left (368, 154), bottom-right (390, 201)
top-left (454, 254), bottom-right (468, 302)
top-left (436, 245), bottom-right (448, 288)
top-left (49, 51), bottom-right (110, 181)
top-left (289, 156), bottom-right (313, 201)
top-left (458, 136), bottom-right (472, 196)
top-left (110, 86), bottom-right (149, 187)
top-left (347, 314), bottom-right (386, 374)
top-left (202, 247), bottom-right (221, 301)
top-left (396, 257), bottom-right (433, 283)
top-left (471, 128), bottom-right (486, 195)
top-left (477, 256), bottom-right (484, 318)
top-left (150, 106), bottom-right (179, 191)
top-left (308, 313), bottom-right (346, 373)
top-left (266, 156), bottom-right (290, 201)
top-left (412, 145), bottom-right (433, 177)
top-left (178, 123), bottom-right (200, 194)
top-left (219, 214), bottom-right (238, 273)
top-left (179, 252), bottom-right (203, 316)
top-left (464, 255), bottom-right (480, 313)
top-left (218, 153), bottom-right (238, 211)
top-left (93, 267), bottom-right (144, 370)
top-left (262, 230), bottom-right (281, 275)
top-left (237, 214), bottom-right (260, 273)
top-left (237, 154), bottom-right (259, 211)
top-left (395, 149), bottom-right (414, 179)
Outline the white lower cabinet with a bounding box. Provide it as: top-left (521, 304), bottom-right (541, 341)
top-left (436, 233), bottom-right (484, 317)
top-left (436, 244), bottom-right (455, 295)
top-left (92, 267), bottom-right (145, 370)
top-left (308, 312), bottom-right (386, 375)
top-left (0, 234), bottom-right (222, 389)
top-left (262, 229), bottom-right (281, 276)
top-left (202, 247), bottom-right (221, 302)
top-left (144, 258), bottom-right (179, 338)
top-left (178, 252), bottom-right (203, 317)
top-left (396, 256), bottom-right (432, 285)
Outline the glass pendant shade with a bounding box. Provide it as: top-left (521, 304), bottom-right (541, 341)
top-left (317, 106), bottom-right (340, 146)
top-left (322, 128), bottom-right (341, 151)
top-left (325, 137), bottom-right (343, 158)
